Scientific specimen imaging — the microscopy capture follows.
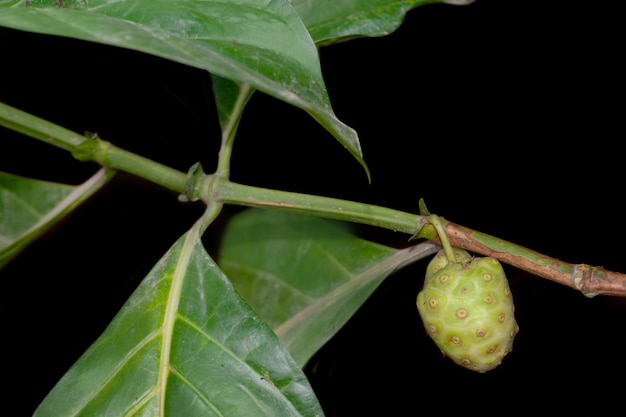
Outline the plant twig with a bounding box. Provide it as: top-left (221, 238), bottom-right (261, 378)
top-left (213, 179), bottom-right (422, 233)
top-left (417, 218), bottom-right (626, 298)
top-left (0, 101), bottom-right (85, 151)
top-left (72, 136), bottom-right (188, 196)
top-left (0, 101), bottom-right (188, 195)
top-left (213, 180), bottom-right (626, 297)
top-left (2, 100), bottom-right (625, 297)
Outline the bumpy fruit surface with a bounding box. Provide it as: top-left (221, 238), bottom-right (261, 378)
top-left (417, 248), bottom-right (519, 372)
top-left (424, 247), bottom-right (472, 283)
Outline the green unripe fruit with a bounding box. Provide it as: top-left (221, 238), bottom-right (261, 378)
top-left (417, 249), bottom-right (519, 373)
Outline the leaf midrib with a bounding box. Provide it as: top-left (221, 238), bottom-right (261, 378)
top-left (157, 227), bottom-right (197, 416)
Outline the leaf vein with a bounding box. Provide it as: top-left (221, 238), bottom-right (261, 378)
top-left (168, 367), bottom-right (225, 417)
top-left (219, 260), bottom-right (314, 300)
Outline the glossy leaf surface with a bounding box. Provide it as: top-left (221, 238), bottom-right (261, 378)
top-left (0, 0), bottom-right (367, 175)
top-left (293, 0), bottom-right (474, 46)
top-left (218, 208), bottom-right (440, 366)
top-left (34, 217), bottom-right (324, 416)
top-left (0, 168), bottom-right (113, 269)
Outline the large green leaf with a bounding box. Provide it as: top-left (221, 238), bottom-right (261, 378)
top-left (0, 0), bottom-right (368, 176)
top-left (217, 208), bottom-right (440, 367)
top-left (0, 168), bottom-right (114, 270)
top-left (293, 0), bottom-right (475, 46)
top-left (34, 215), bottom-right (324, 417)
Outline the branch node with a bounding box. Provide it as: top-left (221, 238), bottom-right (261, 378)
top-left (572, 263), bottom-right (598, 298)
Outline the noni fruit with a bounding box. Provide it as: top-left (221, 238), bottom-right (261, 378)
top-left (417, 248), bottom-right (519, 372)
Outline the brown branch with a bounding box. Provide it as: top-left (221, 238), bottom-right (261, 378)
top-left (433, 220), bottom-right (626, 298)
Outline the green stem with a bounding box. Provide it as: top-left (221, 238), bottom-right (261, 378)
top-left (1, 100), bottom-right (188, 195)
top-left (72, 137), bottom-right (188, 195)
top-left (1, 99), bottom-right (423, 233)
top-left (0, 101), bottom-right (85, 151)
top-left (5, 100), bottom-right (625, 296)
top-left (212, 179), bottom-right (424, 234)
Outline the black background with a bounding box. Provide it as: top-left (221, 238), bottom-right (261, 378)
top-left (1, 0), bottom-right (625, 415)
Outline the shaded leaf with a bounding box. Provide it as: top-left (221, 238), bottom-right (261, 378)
top-left (218, 208), bottom-right (440, 366)
top-left (0, 168), bottom-right (114, 270)
top-left (34, 215), bottom-right (325, 417)
top-left (293, 0), bottom-right (475, 46)
top-left (0, 0), bottom-right (368, 177)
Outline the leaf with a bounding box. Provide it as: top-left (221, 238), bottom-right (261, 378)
top-left (0, 168), bottom-right (114, 270)
top-left (217, 208), bottom-right (440, 367)
top-left (34, 214), bottom-right (324, 417)
top-left (293, 0), bottom-right (475, 46)
top-left (0, 0), bottom-right (368, 178)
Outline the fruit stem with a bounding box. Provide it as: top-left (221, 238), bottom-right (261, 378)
top-left (429, 214), bottom-right (456, 262)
